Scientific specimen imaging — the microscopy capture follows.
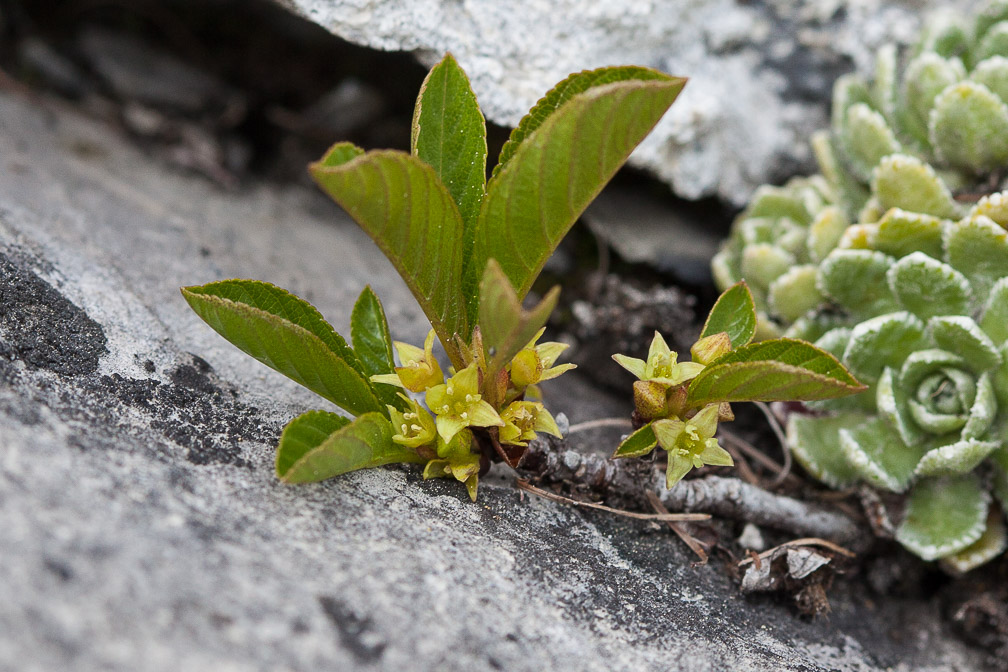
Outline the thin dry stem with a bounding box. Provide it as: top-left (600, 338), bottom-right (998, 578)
top-left (515, 479), bottom-right (710, 522)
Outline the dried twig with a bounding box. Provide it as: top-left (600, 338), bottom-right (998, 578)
top-left (646, 491), bottom-right (709, 565)
top-left (566, 417), bottom-right (634, 434)
top-left (521, 436), bottom-right (868, 548)
top-left (515, 479), bottom-right (710, 522)
top-left (755, 401), bottom-right (792, 487)
top-left (738, 537), bottom-right (856, 567)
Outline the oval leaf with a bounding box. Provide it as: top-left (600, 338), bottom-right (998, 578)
top-left (412, 52), bottom-right (487, 229)
top-left (700, 281), bottom-right (756, 348)
top-left (613, 423), bottom-right (658, 458)
top-left (469, 71), bottom-right (685, 312)
top-left (896, 475), bottom-right (990, 561)
top-left (310, 150), bottom-right (468, 359)
top-left (493, 66), bottom-right (672, 178)
top-left (182, 280), bottom-right (382, 416)
top-left (277, 411), bottom-right (423, 483)
top-left (350, 286), bottom-right (403, 409)
top-left (686, 338), bottom-right (866, 405)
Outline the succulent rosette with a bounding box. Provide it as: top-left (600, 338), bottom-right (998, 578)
top-left (786, 192), bottom-right (1008, 572)
top-left (714, 1), bottom-right (1008, 336)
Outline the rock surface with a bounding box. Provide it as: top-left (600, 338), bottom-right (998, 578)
top-left (0, 90), bottom-right (989, 670)
top-left (278, 0), bottom-right (981, 205)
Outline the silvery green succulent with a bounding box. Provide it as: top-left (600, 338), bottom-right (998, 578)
top-left (785, 188), bottom-right (1008, 572)
top-left (713, 1), bottom-right (1008, 335)
top-left (711, 176), bottom-right (847, 337)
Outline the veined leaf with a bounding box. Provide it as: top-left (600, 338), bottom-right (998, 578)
top-left (700, 281), bottom-right (757, 348)
top-left (469, 70), bottom-right (685, 316)
top-left (478, 259), bottom-right (559, 372)
top-left (350, 286), bottom-right (403, 409)
top-left (613, 423), bottom-right (658, 458)
top-left (182, 280), bottom-right (382, 416)
top-left (277, 411), bottom-right (423, 483)
top-left (686, 338), bottom-right (866, 405)
top-left (493, 66), bottom-right (672, 178)
top-left (310, 149), bottom-right (468, 361)
top-left (412, 52), bottom-right (487, 230)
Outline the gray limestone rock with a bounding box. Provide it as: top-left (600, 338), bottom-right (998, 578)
top-left (0, 89), bottom-right (988, 670)
top-left (277, 0), bottom-right (981, 205)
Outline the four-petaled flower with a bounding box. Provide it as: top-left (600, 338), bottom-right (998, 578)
top-left (653, 404), bottom-right (733, 487)
top-left (509, 328), bottom-right (577, 388)
top-left (499, 400), bottom-right (562, 446)
top-left (425, 362), bottom-right (503, 443)
top-left (371, 329), bottom-right (444, 392)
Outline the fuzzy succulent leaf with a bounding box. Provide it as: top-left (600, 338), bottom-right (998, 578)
top-left (886, 252), bottom-right (972, 320)
top-left (929, 81), bottom-right (1008, 170)
top-left (787, 412), bottom-right (867, 488)
top-left (895, 475), bottom-right (990, 561)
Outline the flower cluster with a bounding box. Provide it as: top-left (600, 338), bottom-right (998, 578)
top-left (372, 329), bottom-right (569, 499)
top-left (612, 331), bottom-right (733, 487)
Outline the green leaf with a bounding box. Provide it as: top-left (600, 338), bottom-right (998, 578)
top-left (887, 252), bottom-right (972, 320)
top-left (469, 69), bottom-right (685, 310)
top-left (900, 54), bottom-right (964, 144)
top-left (277, 412), bottom-right (423, 483)
top-left (412, 53), bottom-right (487, 230)
top-left (980, 277), bottom-right (1008, 344)
top-left (945, 215), bottom-right (1008, 307)
top-left (767, 266), bottom-right (823, 324)
top-left (840, 103), bottom-right (901, 181)
top-left (478, 259), bottom-right (559, 372)
top-left (493, 66), bottom-right (672, 178)
top-left (930, 81), bottom-right (1008, 171)
top-left (181, 280), bottom-right (382, 416)
top-left (350, 287), bottom-right (403, 409)
top-left (316, 141), bottom-right (364, 167)
top-left (914, 439), bottom-right (1000, 478)
top-left (700, 281), bottom-right (757, 348)
top-left (787, 412), bottom-right (867, 488)
top-left (929, 315), bottom-right (1003, 372)
top-left (310, 150), bottom-right (468, 358)
top-left (686, 338), bottom-right (865, 405)
top-left (896, 475), bottom-right (990, 561)
top-left (873, 208), bottom-right (945, 260)
top-left (613, 423), bottom-right (658, 458)
top-left (842, 312), bottom-right (927, 386)
top-left (872, 154), bottom-right (961, 220)
top-left (941, 512), bottom-right (1008, 574)
top-left (817, 249), bottom-right (899, 319)
top-left (839, 416), bottom-right (928, 492)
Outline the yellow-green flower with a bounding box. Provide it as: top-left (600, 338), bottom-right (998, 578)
top-left (612, 331), bottom-right (705, 386)
top-left (653, 404), bottom-right (733, 487)
top-left (423, 428), bottom-right (481, 501)
top-left (499, 400), bottom-right (562, 446)
top-left (371, 329), bottom-right (443, 392)
top-left (425, 362), bottom-right (503, 443)
top-left (387, 395), bottom-right (436, 450)
top-left (509, 328), bottom-right (576, 388)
